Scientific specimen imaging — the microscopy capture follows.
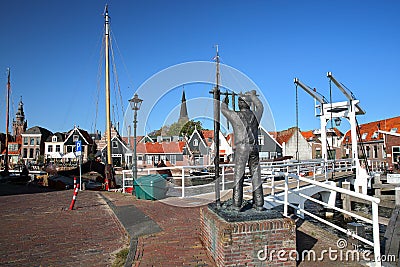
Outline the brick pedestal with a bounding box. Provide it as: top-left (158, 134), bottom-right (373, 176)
top-left (200, 206), bottom-right (296, 267)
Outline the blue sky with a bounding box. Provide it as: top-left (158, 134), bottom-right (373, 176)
top-left (1, 0), bottom-right (399, 136)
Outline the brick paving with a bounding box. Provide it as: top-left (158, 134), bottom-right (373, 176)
top-left (0, 188), bottom-right (128, 267)
top-left (103, 192), bottom-right (215, 266)
top-left (0, 185), bottom-right (374, 267)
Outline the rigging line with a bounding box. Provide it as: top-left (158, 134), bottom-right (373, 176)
top-left (329, 78), bottom-right (335, 178)
top-left (295, 83), bottom-right (299, 161)
top-left (109, 30), bottom-right (125, 129)
top-left (93, 26), bottom-right (107, 132)
top-left (109, 35), bottom-right (120, 129)
top-left (219, 56), bottom-right (245, 93)
top-left (110, 29), bottom-right (136, 91)
top-left (93, 34), bottom-right (106, 134)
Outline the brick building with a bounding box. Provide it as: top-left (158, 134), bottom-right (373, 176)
top-left (341, 116), bottom-right (400, 170)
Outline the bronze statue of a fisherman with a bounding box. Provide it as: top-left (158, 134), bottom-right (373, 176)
top-left (221, 90), bottom-right (265, 211)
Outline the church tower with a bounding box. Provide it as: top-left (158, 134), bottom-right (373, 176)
top-left (12, 97), bottom-right (27, 138)
top-left (178, 89), bottom-right (189, 123)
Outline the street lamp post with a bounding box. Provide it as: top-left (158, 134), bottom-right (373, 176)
top-left (129, 94), bottom-right (143, 195)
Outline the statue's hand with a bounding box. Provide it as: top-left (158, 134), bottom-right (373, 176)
top-left (223, 95), bottom-right (229, 105)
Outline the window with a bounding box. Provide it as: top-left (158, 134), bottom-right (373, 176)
top-left (154, 155), bottom-right (159, 164)
top-left (270, 152), bottom-right (277, 159)
top-left (371, 132), bottom-right (378, 139)
top-left (393, 147), bottom-right (400, 163)
top-left (67, 146), bottom-right (72, 153)
top-left (55, 145), bottom-right (60, 152)
top-left (373, 145), bottom-right (378, 158)
top-left (30, 138), bottom-right (35, 145)
top-left (36, 138), bottom-right (40, 145)
top-left (146, 155), bottom-right (152, 165)
top-left (193, 139), bottom-right (198, 146)
top-left (390, 128), bottom-right (398, 133)
top-left (29, 148), bottom-right (34, 158)
top-left (48, 145), bottom-right (53, 152)
top-left (23, 137), bottom-right (28, 145)
top-left (361, 133), bottom-right (368, 140)
top-left (161, 155), bottom-right (166, 162)
top-left (73, 135), bottom-right (79, 142)
top-left (23, 148), bottom-right (27, 158)
top-left (258, 135), bottom-right (264, 146)
top-left (366, 146), bottom-right (370, 158)
top-left (170, 155), bottom-right (176, 165)
top-left (112, 141), bottom-right (118, 148)
top-left (52, 136), bottom-right (57, 142)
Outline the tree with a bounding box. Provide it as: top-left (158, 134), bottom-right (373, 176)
top-left (150, 120), bottom-right (206, 137)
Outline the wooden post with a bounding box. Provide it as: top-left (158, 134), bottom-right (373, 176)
top-left (396, 187), bottom-right (400, 207)
top-left (374, 173), bottom-right (381, 197)
top-left (341, 181), bottom-right (352, 222)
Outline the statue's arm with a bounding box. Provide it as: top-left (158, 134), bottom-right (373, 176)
top-left (221, 101), bottom-right (237, 122)
top-left (249, 90), bottom-right (263, 122)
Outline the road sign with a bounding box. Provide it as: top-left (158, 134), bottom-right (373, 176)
top-left (76, 140), bottom-right (82, 156)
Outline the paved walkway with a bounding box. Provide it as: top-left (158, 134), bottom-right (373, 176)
top-left (0, 186), bottom-right (127, 266)
top-left (0, 184), bottom-right (372, 266)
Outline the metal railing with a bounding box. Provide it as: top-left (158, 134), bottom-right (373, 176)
top-left (275, 172), bottom-right (382, 266)
top-left (122, 163), bottom-right (235, 197)
top-left (121, 159), bottom-right (381, 264)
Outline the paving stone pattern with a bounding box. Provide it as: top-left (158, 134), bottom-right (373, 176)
top-left (103, 192), bottom-right (215, 266)
top-left (0, 190), bottom-right (127, 266)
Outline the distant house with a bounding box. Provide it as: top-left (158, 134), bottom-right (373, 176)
top-left (44, 132), bottom-right (66, 161)
top-left (187, 129), bottom-right (211, 165)
top-left (342, 116), bottom-right (400, 170)
top-left (96, 125), bottom-right (131, 167)
top-left (136, 141), bottom-right (190, 167)
top-left (103, 135), bottom-right (131, 168)
top-left (64, 126), bottom-right (95, 161)
top-left (273, 127), bottom-right (312, 160)
top-left (21, 126), bottom-right (52, 163)
top-left (0, 137), bottom-right (21, 166)
top-left (258, 126), bottom-right (282, 160)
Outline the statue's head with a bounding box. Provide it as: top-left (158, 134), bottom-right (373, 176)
top-left (238, 96), bottom-right (250, 110)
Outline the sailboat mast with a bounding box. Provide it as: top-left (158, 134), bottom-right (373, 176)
top-left (213, 45), bottom-right (221, 207)
top-left (4, 68), bottom-right (10, 173)
top-left (104, 5), bottom-right (112, 165)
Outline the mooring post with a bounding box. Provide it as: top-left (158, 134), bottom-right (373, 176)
top-left (374, 173), bottom-right (381, 197)
top-left (341, 181), bottom-right (352, 222)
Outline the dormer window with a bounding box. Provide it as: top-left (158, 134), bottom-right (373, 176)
top-left (52, 136), bottom-right (58, 142)
top-left (371, 132), bottom-right (378, 139)
top-left (361, 133), bottom-right (368, 140)
top-left (390, 128), bottom-right (398, 133)
top-left (73, 135), bottom-right (79, 142)
top-left (193, 139), bottom-right (198, 146)
top-left (112, 141), bottom-right (118, 148)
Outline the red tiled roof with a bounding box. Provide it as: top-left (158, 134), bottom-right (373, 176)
top-left (275, 127), bottom-right (297, 145)
top-left (301, 130), bottom-right (314, 140)
top-left (136, 141), bottom-right (186, 154)
top-left (343, 116), bottom-right (400, 143)
top-left (201, 130), bottom-right (214, 147)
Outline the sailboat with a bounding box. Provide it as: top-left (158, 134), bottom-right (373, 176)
top-left (103, 5), bottom-right (116, 189)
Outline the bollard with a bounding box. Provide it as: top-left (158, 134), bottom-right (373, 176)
top-left (342, 181), bottom-right (352, 222)
top-left (396, 187), bottom-right (400, 207)
top-left (73, 176), bottom-right (77, 189)
top-left (69, 184), bottom-right (80, 210)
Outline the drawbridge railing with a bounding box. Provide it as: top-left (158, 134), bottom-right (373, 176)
top-left (279, 172), bottom-right (381, 266)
